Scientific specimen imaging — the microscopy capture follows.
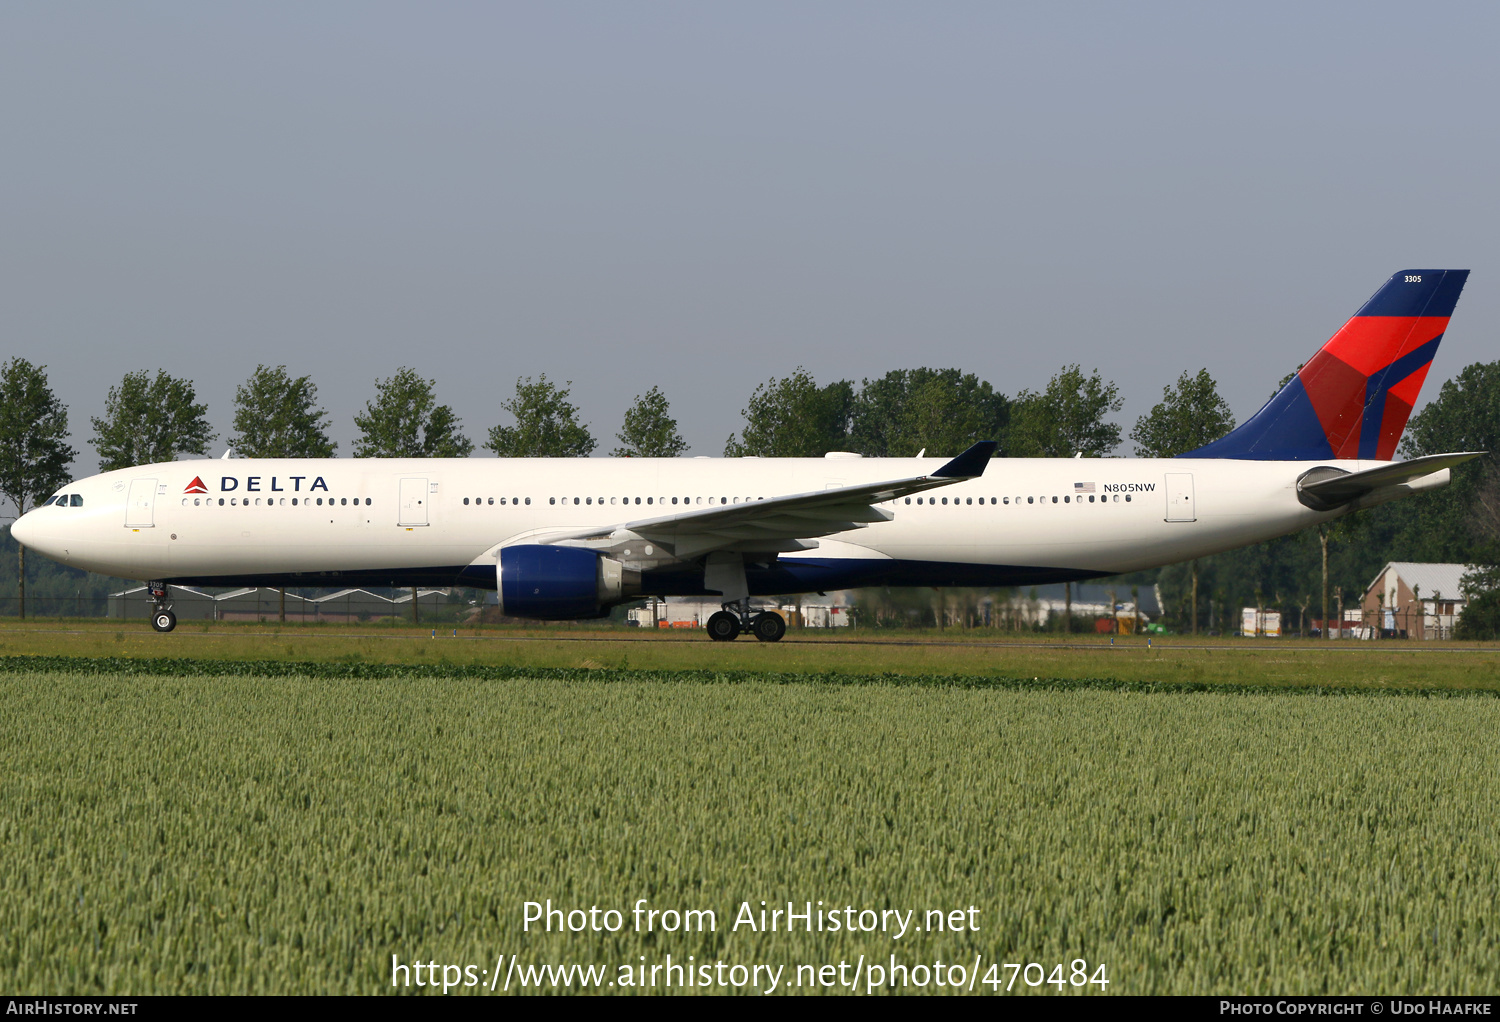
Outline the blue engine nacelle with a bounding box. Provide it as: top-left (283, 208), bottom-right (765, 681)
top-left (498, 545), bottom-right (638, 620)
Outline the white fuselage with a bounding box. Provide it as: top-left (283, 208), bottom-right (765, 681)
top-left (14, 454), bottom-right (1359, 594)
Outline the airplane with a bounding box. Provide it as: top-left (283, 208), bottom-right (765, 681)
top-left (11, 269), bottom-right (1480, 640)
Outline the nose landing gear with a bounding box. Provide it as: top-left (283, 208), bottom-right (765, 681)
top-left (147, 583), bottom-right (177, 632)
top-left (706, 599), bottom-right (786, 642)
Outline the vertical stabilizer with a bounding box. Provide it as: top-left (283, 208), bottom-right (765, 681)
top-left (1187, 269), bottom-right (1468, 460)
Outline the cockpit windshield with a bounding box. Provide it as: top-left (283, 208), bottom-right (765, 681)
top-left (45, 494), bottom-right (83, 507)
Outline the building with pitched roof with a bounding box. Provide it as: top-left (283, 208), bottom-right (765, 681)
top-left (1359, 562), bottom-right (1471, 639)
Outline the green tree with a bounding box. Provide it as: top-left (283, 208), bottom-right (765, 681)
top-left (725, 368), bottom-right (854, 457)
top-left (612, 385), bottom-right (686, 458)
top-left (1130, 369), bottom-right (1236, 458)
top-left (1005, 365), bottom-right (1123, 458)
top-left (228, 365), bottom-right (336, 458)
top-left (353, 368), bottom-right (474, 458)
top-left (0, 359), bottom-right (77, 620)
top-left (850, 368), bottom-right (1009, 457)
top-left (89, 370), bottom-right (215, 471)
top-left (485, 375), bottom-right (596, 458)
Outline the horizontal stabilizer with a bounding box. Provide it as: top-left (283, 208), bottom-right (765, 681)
top-left (1296, 452), bottom-right (1483, 510)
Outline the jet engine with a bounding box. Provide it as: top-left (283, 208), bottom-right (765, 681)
top-left (497, 545), bottom-right (640, 619)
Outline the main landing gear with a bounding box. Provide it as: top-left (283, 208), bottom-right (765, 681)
top-left (707, 599), bottom-right (786, 643)
top-left (147, 582), bottom-right (177, 633)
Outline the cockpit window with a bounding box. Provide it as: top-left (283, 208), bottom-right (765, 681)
top-left (70, 495), bottom-right (83, 507)
top-left (40, 496), bottom-right (57, 507)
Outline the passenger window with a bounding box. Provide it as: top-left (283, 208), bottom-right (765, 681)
top-left (1027, 497), bottom-right (1033, 504)
top-left (904, 498), bottom-right (911, 505)
top-left (1051, 496), bottom-right (1058, 504)
top-left (525, 497), bottom-right (531, 505)
top-left (1064, 495), bottom-right (1070, 503)
top-left (647, 498), bottom-right (653, 505)
top-left (966, 497), bottom-right (972, 505)
top-left (1125, 494), bottom-right (1131, 502)
top-left (672, 497), bottom-right (678, 505)
top-left (550, 498), bottom-right (556, 505)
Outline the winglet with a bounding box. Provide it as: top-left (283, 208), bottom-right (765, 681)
top-left (931, 441), bottom-right (998, 478)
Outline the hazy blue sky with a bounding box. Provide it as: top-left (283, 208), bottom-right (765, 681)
top-left (4, 1), bottom-right (1497, 473)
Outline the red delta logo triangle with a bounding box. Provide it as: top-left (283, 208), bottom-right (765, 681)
top-left (184, 476), bottom-right (208, 494)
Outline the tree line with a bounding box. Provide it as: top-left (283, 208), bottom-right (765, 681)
top-left (1, 357), bottom-right (1496, 634)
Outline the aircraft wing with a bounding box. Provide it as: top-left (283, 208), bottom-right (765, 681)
top-left (1297, 452), bottom-right (1484, 511)
top-left (539, 441), bottom-right (997, 562)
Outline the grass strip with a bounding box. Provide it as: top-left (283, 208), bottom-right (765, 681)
top-left (4, 653), bottom-right (1497, 697)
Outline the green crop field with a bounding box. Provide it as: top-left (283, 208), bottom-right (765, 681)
top-left (2, 657), bottom-right (1498, 995)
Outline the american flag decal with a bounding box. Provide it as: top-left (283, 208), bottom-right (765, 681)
top-left (1074, 481), bottom-right (1095, 493)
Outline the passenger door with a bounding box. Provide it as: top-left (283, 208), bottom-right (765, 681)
top-left (125, 478), bottom-right (157, 528)
top-left (1164, 472), bottom-right (1195, 522)
top-left (398, 477), bottom-right (429, 526)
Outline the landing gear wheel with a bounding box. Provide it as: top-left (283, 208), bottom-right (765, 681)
top-left (706, 610), bottom-right (741, 642)
top-left (752, 612), bottom-right (786, 643)
top-left (151, 609), bottom-right (177, 633)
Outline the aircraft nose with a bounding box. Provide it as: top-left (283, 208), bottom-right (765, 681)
top-left (10, 511), bottom-right (37, 548)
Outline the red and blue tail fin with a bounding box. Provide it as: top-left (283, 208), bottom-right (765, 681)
top-left (1186, 269), bottom-right (1468, 460)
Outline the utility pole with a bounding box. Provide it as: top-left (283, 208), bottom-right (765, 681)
top-left (1335, 587), bottom-right (1343, 640)
top-left (1319, 525), bottom-right (1330, 640)
top-left (1191, 560), bottom-right (1199, 635)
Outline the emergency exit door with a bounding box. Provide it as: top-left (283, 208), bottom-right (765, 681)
top-left (398, 477), bottom-right (429, 526)
top-left (1165, 473), bottom-right (1196, 522)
